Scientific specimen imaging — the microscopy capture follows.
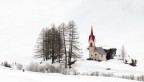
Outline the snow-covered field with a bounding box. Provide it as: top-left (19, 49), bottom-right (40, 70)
top-left (0, 66), bottom-right (139, 82)
top-left (1, 55), bottom-right (144, 81)
top-left (0, 45), bottom-right (144, 82)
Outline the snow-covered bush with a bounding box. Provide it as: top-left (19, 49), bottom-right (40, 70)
top-left (26, 62), bottom-right (144, 82)
top-left (27, 62), bottom-right (41, 72)
top-left (46, 64), bottom-right (68, 74)
top-left (116, 74), bottom-right (144, 81)
top-left (90, 72), bottom-right (97, 76)
top-left (49, 65), bottom-right (56, 73)
top-left (55, 65), bottom-right (63, 73)
top-left (137, 75), bottom-right (144, 81)
top-left (16, 64), bottom-right (23, 70)
top-left (90, 72), bottom-right (100, 76)
top-left (27, 62), bottom-right (69, 74)
top-left (121, 75), bottom-right (135, 80)
top-left (95, 72), bottom-right (100, 76)
top-left (72, 69), bottom-right (80, 75)
top-left (101, 72), bottom-right (113, 77)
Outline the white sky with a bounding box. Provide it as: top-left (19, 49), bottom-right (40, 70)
top-left (0, 0), bottom-right (144, 61)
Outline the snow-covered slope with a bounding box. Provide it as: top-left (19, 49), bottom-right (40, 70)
top-left (73, 58), bottom-right (144, 76)
top-left (37, 56), bottom-right (144, 76)
top-left (0, 66), bottom-right (138, 82)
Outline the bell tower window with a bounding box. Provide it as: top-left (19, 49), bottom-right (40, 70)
top-left (90, 43), bottom-right (92, 47)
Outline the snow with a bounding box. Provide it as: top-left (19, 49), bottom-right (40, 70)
top-left (0, 66), bottom-right (138, 82)
top-left (73, 57), bottom-right (144, 76)
top-left (0, 0), bottom-right (144, 82)
top-left (0, 48), bottom-right (144, 82)
top-left (0, 47), bottom-right (143, 82)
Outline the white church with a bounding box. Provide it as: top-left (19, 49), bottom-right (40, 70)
top-left (88, 27), bottom-right (107, 61)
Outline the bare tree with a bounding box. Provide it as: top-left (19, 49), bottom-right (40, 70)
top-left (67, 20), bottom-right (82, 68)
top-left (50, 24), bottom-right (63, 64)
top-left (57, 30), bottom-right (63, 63)
top-left (35, 21), bottom-right (81, 67)
top-left (35, 28), bottom-right (47, 61)
top-left (121, 45), bottom-right (126, 63)
top-left (45, 28), bottom-right (52, 60)
top-left (51, 25), bottom-right (57, 64)
top-left (58, 23), bottom-right (68, 68)
top-left (35, 25), bottom-right (63, 63)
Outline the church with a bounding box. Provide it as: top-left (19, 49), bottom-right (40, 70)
top-left (87, 27), bottom-right (117, 61)
top-left (87, 27), bottom-right (107, 61)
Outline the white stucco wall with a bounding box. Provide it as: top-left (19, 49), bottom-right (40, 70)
top-left (89, 47), bottom-right (94, 58)
top-left (101, 55), bottom-right (106, 61)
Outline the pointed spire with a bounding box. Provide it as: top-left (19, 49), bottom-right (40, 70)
top-left (89, 26), bottom-right (95, 41)
top-left (91, 26), bottom-right (93, 36)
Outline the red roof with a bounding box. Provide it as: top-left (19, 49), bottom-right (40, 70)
top-left (89, 27), bottom-right (95, 41)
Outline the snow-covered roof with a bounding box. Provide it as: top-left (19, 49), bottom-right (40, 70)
top-left (96, 47), bottom-right (107, 55)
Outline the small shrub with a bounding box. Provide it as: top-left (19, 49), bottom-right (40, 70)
top-left (90, 72), bottom-right (96, 76)
top-left (3, 61), bottom-right (11, 68)
top-left (124, 59), bottom-right (128, 64)
top-left (137, 75), bottom-right (144, 81)
top-left (106, 68), bottom-right (111, 70)
top-left (22, 69), bottom-right (25, 72)
top-left (89, 72), bottom-right (99, 76)
top-left (129, 59), bottom-right (137, 67)
top-left (129, 75), bottom-right (135, 80)
top-left (121, 75), bottom-right (135, 80)
top-left (101, 73), bottom-right (113, 77)
top-left (95, 72), bottom-right (100, 76)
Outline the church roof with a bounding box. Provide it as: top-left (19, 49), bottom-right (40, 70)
top-left (89, 27), bottom-right (95, 41)
top-left (96, 47), bottom-right (107, 55)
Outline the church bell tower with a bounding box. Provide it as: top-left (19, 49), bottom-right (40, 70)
top-left (88, 27), bottom-right (96, 59)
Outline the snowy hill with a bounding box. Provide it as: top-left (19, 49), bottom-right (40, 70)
top-left (37, 56), bottom-right (144, 76)
top-left (73, 58), bottom-right (144, 75)
top-left (0, 52), bottom-right (144, 82)
top-left (0, 65), bottom-right (139, 82)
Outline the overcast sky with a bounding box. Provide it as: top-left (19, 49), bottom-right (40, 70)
top-left (0, 0), bottom-right (144, 62)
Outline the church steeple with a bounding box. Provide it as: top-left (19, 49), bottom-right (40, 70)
top-left (89, 26), bottom-right (95, 42)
